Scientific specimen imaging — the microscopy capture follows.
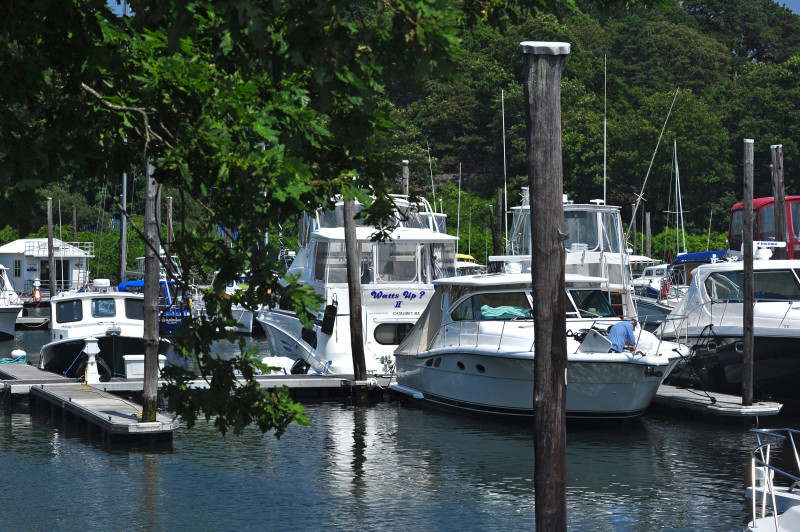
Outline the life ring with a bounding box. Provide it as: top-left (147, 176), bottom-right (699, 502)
top-left (32, 288), bottom-right (42, 304)
top-left (660, 278), bottom-right (671, 300)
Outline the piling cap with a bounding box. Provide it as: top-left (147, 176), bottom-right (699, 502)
top-left (520, 41), bottom-right (570, 55)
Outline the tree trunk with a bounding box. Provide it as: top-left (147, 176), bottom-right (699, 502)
top-left (142, 159), bottom-right (160, 422)
top-left (771, 145), bottom-right (788, 260)
top-left (522, 41), bottom-right (569, 532)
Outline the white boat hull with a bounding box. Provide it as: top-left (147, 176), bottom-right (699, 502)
top-left (0, 305), bottom-right (22, 339)
top-left (395, 349), bottom-right (677, 418)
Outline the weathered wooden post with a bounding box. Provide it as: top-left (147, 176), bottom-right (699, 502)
top-left (72, 205), bottom-right (77, 243)
top-left (771, 144), bottom-right (788, 260)
top-left (142, 160), bottom-right (160, 422)
top-left (645, 212), bottom-right (652, 259)
top-left (522, 40), bottom-right (569, 531)
top-left (742, 139), bottom-right (754, 406)
top-left (631, 204), bottom-right (637, 254)
top-left (166, 196), bottom-right (173, 279)
top-left (47, 197), bottom-right (56, 297)
top-left (344, 197), bottom-right (367, 392)
top-left (120, 170), bottom-right (127, 284)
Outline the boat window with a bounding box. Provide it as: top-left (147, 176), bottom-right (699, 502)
top-left (374, 323), bottom-right (415, 345)
top-left (431, 243), bottom-right (456, 279)
top-left (759, 204), bottom-right (775, 240)
top-left (451, 291), bottom-right (532, 321)
top-left (55, 300), bottom-right (83, 323)
top-left (125, 298), bottom-right (145, 320)
top-left (91, 298), bottom-right (116, 318)
top-left (705, 269), bottom-right (800, 301)
top-left (568, 289), bottom-right (616, 318)
top-left (564, 210), bottom-right (599, 251)
top-left (359, 243), bottom-right (374, 284)
top-left (451, 297), bottom-right (475, 321)
top-left (376, 243), bottom-right (418, 283)
top-left (314, 241), bottom-right (349, 284)
top-left (730, 209), bottom-right (744, 245)
top-left (792, 202), bottom-right (800, 241)
top-left (314, 242), bottom-right (327, 282)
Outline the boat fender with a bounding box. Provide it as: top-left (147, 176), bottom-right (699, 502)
top-left (320, 303), bottom-right (337, 335)
top-left (290, 359), bottom-right (310, 375)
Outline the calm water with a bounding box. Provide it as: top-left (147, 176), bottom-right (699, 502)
top-left (2, 328), bottom-right (796, 531)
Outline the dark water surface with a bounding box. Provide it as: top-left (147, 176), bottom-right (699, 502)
top-left (1, 329), bottom-right (794, 531)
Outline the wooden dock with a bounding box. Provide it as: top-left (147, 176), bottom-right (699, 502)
top-left (652, 383), bottom-right (782, 418)
top-left (0, 362), bottom-right (389, 443)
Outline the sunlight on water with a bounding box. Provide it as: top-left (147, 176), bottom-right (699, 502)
top-left (0, 330), bottom-right (777, 530)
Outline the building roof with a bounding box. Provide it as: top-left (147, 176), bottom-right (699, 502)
top-left (0, 238), bottom-right (94, 257)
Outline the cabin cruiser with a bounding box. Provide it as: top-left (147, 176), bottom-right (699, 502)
top-left (256, 195), bottom-right (456, 375)
top-left (39, 279), bottom-right (170, 380)
top-left (658, 255), bottom-right (800, 399)
top-left (391, 269), bottom-right (687, 418)
top-left (0, 263), bottom-right (23, 339)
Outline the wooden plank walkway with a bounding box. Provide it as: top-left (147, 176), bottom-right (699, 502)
top-left (653, 384), bottom-right (782, 417)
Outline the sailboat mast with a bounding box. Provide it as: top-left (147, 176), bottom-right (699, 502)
top-left (603, 54), bottom-right (607, 205)
top-left (457, 163), bottom-right (462, 250)
top-left (502, 89), bottom-right (508, 247)
top-left (427, 141), bottom-right (436, 209)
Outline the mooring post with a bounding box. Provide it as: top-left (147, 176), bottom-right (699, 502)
top-left (522, 40), bottom-right (569, 531)
top-left (47, 198), bottom-right (56, 298)
top-left (343, 196), bottom-right (367, 401)
top-left (645, 212), bottom-right (652, 259)
top-left (742, 139), bottom-right (754, 407)
top-left (771, 145), bottom-right (788, 260)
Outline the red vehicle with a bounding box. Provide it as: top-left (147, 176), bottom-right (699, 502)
top-left (728, 195), bottom-right (800, 259)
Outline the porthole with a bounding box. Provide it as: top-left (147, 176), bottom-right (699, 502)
top-left (457, 361), bottom-right (465, 370)
top-left (433, 357), bottom-right (442, 368)
top-left (476, 364), bottom-right (485, 373)
top-left (425, 359), bottom-right (433, 367)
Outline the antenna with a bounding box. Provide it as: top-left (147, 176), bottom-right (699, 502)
top-left (626, 88), bottom-right (679, 245)
top-left (603, 54), bottom-right (607, 205)
top-left (706, 208), bottom-right (713, 251)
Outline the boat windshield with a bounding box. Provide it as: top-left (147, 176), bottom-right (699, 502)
top-left (567, 289), bottom-right (617, 318)
top-left (564, 210), bottom-right (621, 253)
top-left (704, 269), bottom-right (800, 301)
top-left (451, 291), bottom-right (532, 321)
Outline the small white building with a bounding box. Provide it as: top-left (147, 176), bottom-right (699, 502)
top-left (0, 238), bottom-right (94, 296)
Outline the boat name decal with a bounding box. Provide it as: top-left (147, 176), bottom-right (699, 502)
top-left (369, 290), bottom-right (427, 301)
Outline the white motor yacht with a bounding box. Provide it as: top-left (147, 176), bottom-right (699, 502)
top-left (0, 263), bottom-right (23, 339)
top-left (392, 270), bottom-right (687, 419)
top-left (257, 195), bottom-right (456, 375)
top-left (39, 279), bottom-right (170, 380)
top-left (657, 255), bottom-right (800, 400)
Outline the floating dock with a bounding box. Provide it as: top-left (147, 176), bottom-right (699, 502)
top-left (0, 362), bottom-right (388, 444)
top-left (15, 316), bottom-right (50, 330)
top-left (652, 383), bottom-right (782, 419)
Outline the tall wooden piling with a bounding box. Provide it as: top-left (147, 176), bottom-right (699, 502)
top-left (522, 40), bottom-right (569, 531)
top-left (47, 198), bottom-right (56, 297)
top-left (645, 212), bottom-right (652, 258)
top-left (771, 145), bottom-right (788, 260)
top-left (143, 160), bottom-right (160, 421)
top-left (343, 197), bottom-right (367, 389)
top-left (742, 139), bottom-right (754, 407)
